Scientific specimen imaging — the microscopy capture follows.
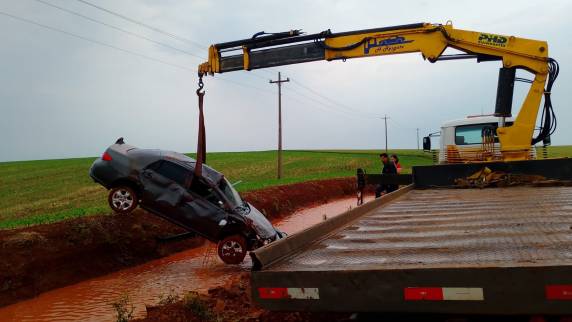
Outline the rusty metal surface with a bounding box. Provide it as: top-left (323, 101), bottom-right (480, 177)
top-left (268, 186), bottom-right (572, 271)
top-left (250, 185), bottom-right (414, 270)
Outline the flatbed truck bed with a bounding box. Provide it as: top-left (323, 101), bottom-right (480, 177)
top-left (250, 185), bottom-right (572, 315)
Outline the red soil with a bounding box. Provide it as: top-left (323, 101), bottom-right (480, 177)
top-left (242, 177), bottom-right (356, 219)
top-left (138, 273), bottom-right (351, 322)
top-left (0, 177), bottom-right (356, 307)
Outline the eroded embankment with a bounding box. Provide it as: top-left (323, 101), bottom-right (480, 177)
top-left (138, 273), bottom-right (352, 322)
top-left (0, 177), bottom-right (356, 307)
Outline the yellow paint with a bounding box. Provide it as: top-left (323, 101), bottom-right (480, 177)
top-left (198, 22), bottom-right (551, 162)
top-left (242, 46), bottom-right (250, 70)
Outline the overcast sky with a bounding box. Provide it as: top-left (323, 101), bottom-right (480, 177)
top-left (1, 0), bottom-right (571, 162)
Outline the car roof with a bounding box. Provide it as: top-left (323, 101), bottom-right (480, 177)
top-left (160, 150), bottom-right (223, 184)
top-left (113, 141), bottom-right (225, 184)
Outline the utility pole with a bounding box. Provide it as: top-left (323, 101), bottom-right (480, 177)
top-left (381, 115), bottom-right (389, 153)
top-left (416, 128), bottom-right (420, 150)
top-left (269, 72), bottom-right (289, 179)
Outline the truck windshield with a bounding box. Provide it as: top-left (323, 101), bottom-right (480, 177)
top-left (219, 178), bottom-right (243, 209)
top-left (455, 122), bottom-right (515, 145)
top-left (455, 124), bottom-right (487, 145)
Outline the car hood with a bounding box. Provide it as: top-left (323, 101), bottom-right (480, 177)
top-left (244, 203), bottom-right (277, 240)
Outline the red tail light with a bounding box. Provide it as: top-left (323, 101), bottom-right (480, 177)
top-left (102, 152), bottom-right (112, 161)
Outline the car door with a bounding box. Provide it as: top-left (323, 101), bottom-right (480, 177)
top-left (179, 178), bottom-right (230, 241)
top-left (139, 160), bottom-right (228, 241)
top-left (138, 160), bottom-right (190, 216)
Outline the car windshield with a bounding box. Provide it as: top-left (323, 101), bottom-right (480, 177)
top-left (219, 178), bottom-right (243, 209)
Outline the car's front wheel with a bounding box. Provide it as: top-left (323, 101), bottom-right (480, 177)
top-left (108, 186), bottom-right (138, 214)
top-left (217, 234), bottom-right (247, 265)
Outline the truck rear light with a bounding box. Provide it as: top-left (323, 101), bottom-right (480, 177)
top-left (546, 285), bottom-right (572, 300)
top-left (404, 287), bottom-right (484, 301)
top-left (102, 152), bottom-right (112, 161)
top-left (404, 287), bottom-right (444, 301)
top-left (258, 287), bottom-right (320, 300)
top-left (258, 287), bottom-right (288, 299)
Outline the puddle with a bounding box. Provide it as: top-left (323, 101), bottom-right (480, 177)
top-left (0, 195), bottom-right (371, 321)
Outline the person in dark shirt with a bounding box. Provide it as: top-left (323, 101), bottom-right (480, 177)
top-left (391, 154), bottom-right (402, 174)
top-left (375, 153), bottom-right (398, 198)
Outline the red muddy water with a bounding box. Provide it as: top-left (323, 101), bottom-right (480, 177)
top-left (0, 196), bottom-right (372, 322)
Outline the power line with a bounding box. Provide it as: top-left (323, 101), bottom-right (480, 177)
top-left (235, 70), bottom-right (378, 119)
top-left (285, 86), bottom-right (376, 120)
top-left (282, 90), bottom-right (377, 122)
top-left (389, 116), bottom-right (425, 131)
top-left (213, 76), bottom-right (275, 95)
top-left (243, 71), bottom-right (391, 122)
top-left (291, 79), bottom-right (381, 118)
top-left (33, 1), bottom-right (284, 94)
top-left (2, 7), bottom-right (402, 127)
top-left (0, 9), bottom-right (278, 96)
top-left (2, 7), bottom-right (378, 124)
top-left (61, 0), bottom-right (389, 121)
top-left (44, 0), bottom-right (402, 125)
top-left (33, 0), bottom-right (204, 60)
top-left (73, 0), bottom-right (208, 51)
top-left (245, 71), bottom-right (272, 81)
top-left (0, 10), bottom-right (194, 72)
top-left (238, 70), bottom-right (379, 120)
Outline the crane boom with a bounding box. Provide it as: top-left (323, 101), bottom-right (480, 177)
top-left (198, 22), bottom-right (558, 161)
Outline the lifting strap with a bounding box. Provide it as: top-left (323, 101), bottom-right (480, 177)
top-left (194, 77), bottom-right (206, 178)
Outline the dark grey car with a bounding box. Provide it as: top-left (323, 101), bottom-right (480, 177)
top-left (89, 138), bottom-right (282, 264)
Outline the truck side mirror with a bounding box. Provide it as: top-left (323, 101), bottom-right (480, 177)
top-left (423, 137), bottom-right (431, 151)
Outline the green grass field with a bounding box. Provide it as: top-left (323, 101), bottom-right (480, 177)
top-left (1, 146), bottom-right (570, 230)
top-left (0, 149), bottom-right (431, 229)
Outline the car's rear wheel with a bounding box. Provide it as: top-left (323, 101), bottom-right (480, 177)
top-left (217, 235), bottom-right (247, 265)
top-left (108, 186), bottom-right (138, 214)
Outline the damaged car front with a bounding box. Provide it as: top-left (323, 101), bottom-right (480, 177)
top-left (193, 166), bottom-right (283, 264)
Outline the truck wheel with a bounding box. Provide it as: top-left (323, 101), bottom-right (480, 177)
top-left (108, 186), bottom-right (138, 214)
top-left (217, 235), bottom-right (247, 265)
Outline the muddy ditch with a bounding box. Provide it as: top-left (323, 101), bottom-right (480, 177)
top-left (0, 177), bottom-right (356, 307)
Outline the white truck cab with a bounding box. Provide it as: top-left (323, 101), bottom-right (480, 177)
top-left (424, 115), bottom-right (536, 164)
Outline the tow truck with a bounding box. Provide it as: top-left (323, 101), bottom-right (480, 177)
top-left (196, 22), bottom-right (572, 317)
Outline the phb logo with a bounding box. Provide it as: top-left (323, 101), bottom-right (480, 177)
top-left (478, 33), bottom-right (508, 47)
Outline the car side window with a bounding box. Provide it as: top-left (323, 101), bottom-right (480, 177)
top-left (190, 179), bottom-right (224, 208)
top-left (153, 161), bottom-right (189, 186)
top-left (146, 160), bottom-right (163, 171)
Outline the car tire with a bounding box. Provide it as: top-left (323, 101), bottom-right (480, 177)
top-left (108, 186), bottom-right (139, 214)
top-left (217, 234), bottom-right (247, 265)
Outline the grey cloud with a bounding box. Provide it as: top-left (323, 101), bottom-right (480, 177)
top-left (0, 0), bottom-right (570, 161)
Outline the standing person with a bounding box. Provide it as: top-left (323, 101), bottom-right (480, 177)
top-left (391, 154), bottom-right (402, 174)
top-left (375, 153), bottom-right (398, 198)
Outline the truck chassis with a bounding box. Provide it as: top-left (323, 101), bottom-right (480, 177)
top-left (250, 161), bottom-right (572, 315)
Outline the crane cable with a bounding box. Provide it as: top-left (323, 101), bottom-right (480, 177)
top-left (532, 58), bottom-right (559, 145)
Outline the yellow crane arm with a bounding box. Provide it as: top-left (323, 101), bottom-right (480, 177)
top-left (198, 22), bottom-right (557, 160)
